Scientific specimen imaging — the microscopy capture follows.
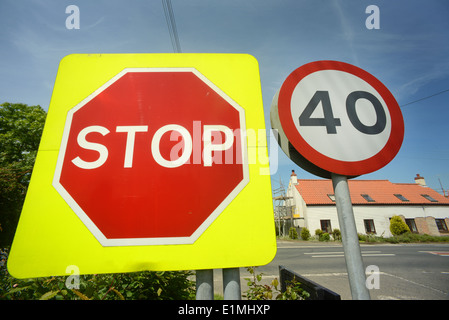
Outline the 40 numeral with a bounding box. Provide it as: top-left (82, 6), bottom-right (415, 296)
top-left (299, 90), bottom-right (387, 135)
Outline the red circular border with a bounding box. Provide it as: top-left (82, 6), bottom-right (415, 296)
top-left (278, 60), bottom-right (404, 176)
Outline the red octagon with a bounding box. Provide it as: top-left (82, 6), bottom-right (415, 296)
top-left (53, 68), bottom-right (248, 246)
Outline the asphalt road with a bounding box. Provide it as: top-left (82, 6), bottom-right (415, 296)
top-left (237, 240), bottom-right (449, 300)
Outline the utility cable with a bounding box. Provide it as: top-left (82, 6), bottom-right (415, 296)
top-left (162, 0), bottom-right (182, 53)
top-left (400, 88), bottom-right (449, 108)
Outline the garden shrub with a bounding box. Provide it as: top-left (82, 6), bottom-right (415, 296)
top-left (1, 249), bottom-right (195, 301)
top-left (332, 229), bottom-right (341, 241)
top-left (319, 232), bottom-right (330, 242)
top-left (390, 216), bottom-right (410, 236)
top-left (300, 227), bottom-right (311, 241)
top-left (243, 267), bottom-right (309, 300)
top-left (288, 227), bottom-right (298, 240)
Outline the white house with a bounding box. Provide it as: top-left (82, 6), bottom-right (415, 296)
top-left (286, 171), bottom-right (449, 237)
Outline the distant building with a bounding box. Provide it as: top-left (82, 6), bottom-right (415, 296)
top-left (286, 171), bottom-right (449, 237)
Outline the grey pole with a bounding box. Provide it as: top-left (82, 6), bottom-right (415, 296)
top-left (331, 173), bottom-right (371, 300)
top-left (196, 269), bottom-right (214, 300)
top-left (222, 268), bottom-right (241, 300)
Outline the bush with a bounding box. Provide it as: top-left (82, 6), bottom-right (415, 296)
top-left (356, 233), bottom-right (449, 244)
top-left (390, 216), bottom-right (410, 236)
top-left (363, 233), bottom-right (379, 243)
top-left (243, 267), bottom-right (309, 300)
top-left (319, 232), bottom-right (330, 242)
top-left (315, 229), bottom-right (323, 238)
top-left (300, 228), bottom-right (311, 241)
top-left (1, 271), bottom-right (196, 300)
top-left (332, 229), bottom-right (341, 241)
top-left (288, 227), bottom-right (298, 239)
top-left (0, 249), bottom-right (195, 300)
top-left (386, 233), bottom-right (449, 243)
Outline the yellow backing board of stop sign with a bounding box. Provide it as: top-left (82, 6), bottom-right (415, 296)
top-left (7, 54), bottom-right (277, 278)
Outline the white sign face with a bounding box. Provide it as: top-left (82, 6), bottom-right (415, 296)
top-left (275, 60), bottom-right (404, 177)
top-left (290, 69), bottom-right (392, 162)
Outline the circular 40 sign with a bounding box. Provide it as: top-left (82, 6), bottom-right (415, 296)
top-left (271, 60), bottom-right (404, 178)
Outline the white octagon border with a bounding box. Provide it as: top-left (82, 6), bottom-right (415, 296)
top-left (52, 68), bottom-right (249, 247)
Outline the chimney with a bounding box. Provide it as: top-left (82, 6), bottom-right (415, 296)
top-left (290, 170), bottom-right (298, 185)
top-left (414, 174), bottom-right (426, 186)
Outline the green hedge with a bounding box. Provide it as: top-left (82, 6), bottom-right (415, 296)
top-left (1, 248), bottom-right (195, 300)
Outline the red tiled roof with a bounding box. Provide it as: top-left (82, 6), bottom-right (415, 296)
top-left (295, 179), bottom-right (449, 205)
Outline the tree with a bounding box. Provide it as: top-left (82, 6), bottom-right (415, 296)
top-left (389, 215), bottom-right (410, 236)
top-left (0, 102), bottom-right (47, 246)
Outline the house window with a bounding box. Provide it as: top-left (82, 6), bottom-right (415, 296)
top-left (327, 194), bottom-right (336, 202)
top-left (421, 194), bottom-right (438, 202)
top-left (364, 219), bottom-right (376, 234)
top-left (405, 218), bottom-right (418, 233)
top-left (394, 194), bottom-right (409, 202)
top-left (320, 220), bottom-right (332, 233)
top-left (361, 194), bottom-right (375, 202)
top-left (435, 219), bottom-right (448, 232)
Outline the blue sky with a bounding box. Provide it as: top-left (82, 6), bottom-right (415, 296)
top-left (1, 0), bottom-right (449, 194)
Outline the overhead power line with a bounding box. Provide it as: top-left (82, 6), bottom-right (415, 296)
top-left (162, 0), bottom-right (182, 53)
top-left (400, 88), bottom-right (449, 108)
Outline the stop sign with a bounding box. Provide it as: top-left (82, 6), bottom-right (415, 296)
top-left (53, 68), bottom-right (248, 246)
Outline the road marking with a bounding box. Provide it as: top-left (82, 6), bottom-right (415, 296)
top-left (379, 272), bottom-right (448, 295)
top-left (311, 254), bottom-right (345, 258)
top-left (304, 251), bottom-right (395, 258)
top-left (278, 245), bottom-right (344, 249)
top-left (310, 254), bottom-right (395, 258)
top-left (304, 251), bottom-right (345, 255)
top-left (419, 251), bottom-right (449, 257)
top-left (286, 271), bottom-right (448, 297)
top-left (305, 250), bottom-right (381, 255)
top-left (302, 272), bottom-right (348, 277)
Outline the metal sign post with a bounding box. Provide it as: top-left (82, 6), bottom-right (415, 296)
top-left (196, 268), bottom-right (242, 300)
top-left (223, 268), bottom-right (241, 300)
top-left (196, 269), bottom-right (214, 300)
top-left (332, 173), bottom-right (371, 300)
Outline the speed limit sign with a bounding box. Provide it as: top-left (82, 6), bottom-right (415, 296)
top-left (271, 60), bottom-right (404, 178)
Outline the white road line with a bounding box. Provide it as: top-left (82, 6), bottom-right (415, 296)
top-left (278, 246), bottom-right (343, 249)
top-left (310, 254), bottom-right (395, 258)
top-left (362, 253), bottom-right (395, 257)
top-left (305, 251), bottom-right (382, 254)
top-left (305, 251), bottom-right (394, 258)
top-left (302, 272), bottom-right (348, 277)
top-left (304, 251), bottom-right (345, 255)
top-left (293, 272), bottom-right (447, 296)
top-left (311, 254), bottom-right (345, 258)
top-left (379, 272), bottom-right (448, 295)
